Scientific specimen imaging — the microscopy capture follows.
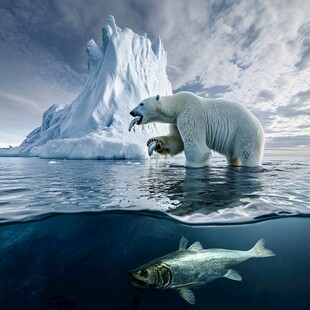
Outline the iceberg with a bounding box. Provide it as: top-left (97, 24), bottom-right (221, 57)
top-left (1, 16), bottom-right (172, 159)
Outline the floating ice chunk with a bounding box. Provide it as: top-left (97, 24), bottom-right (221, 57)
top-left (48, 160), bottom-right (59, 164)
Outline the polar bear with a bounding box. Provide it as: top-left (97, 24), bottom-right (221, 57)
top-left (129, 92), bottom-right (264, 168)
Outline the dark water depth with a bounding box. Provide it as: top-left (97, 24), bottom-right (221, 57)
top-left (0, 213), bottom-right (309, 309)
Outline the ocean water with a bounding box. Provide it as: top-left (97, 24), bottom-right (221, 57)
top-left (0, 156), bottom-right (309, 309)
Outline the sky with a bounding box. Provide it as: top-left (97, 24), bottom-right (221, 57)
top-left (0, 0), bottom-right (309, 150)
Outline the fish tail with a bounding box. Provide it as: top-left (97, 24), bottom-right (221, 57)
top-left (250, 239), bottom-right (275, 258)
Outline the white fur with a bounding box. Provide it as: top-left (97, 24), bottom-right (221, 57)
top-left (131, 92), bottom-right (265, 167)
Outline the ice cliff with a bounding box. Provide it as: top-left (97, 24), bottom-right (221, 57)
top-left (1, 16), bottom-right (172, 159)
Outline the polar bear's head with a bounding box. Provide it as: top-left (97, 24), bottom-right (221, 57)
top-left (130, 95), bottom-right (161, 125)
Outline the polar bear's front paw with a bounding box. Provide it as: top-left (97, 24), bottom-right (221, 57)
top-left (147, 138), bottom-right (161, 147)
top-left (147, 138), bottom-right (164, 156)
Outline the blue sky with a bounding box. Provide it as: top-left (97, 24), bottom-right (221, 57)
top-left (0, 0), bottom-right (309, 150)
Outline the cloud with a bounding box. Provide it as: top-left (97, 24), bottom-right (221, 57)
top-left (276, 90), bottom-right (310, 117)
top-left (266, 135), bottom-right (310, 149)
top-left (256, 90), bottom-right (276, 102)
top-left (295, 22), bottom-right (310, 70)
top-left (295, 45), bottom-right (310, 70)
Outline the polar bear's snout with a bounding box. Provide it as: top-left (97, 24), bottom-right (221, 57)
top-left (130, 110), bottom-right (137, 117)
top-left (130, 107), bottom-right (143, 118)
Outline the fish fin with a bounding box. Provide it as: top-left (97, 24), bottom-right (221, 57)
top-left (188, 241), bottom-right (203, 251)
top-left (174, 281), bottom-right (204, 289)
top-left (184, 281), bottom-right (205, 289)
top-left (224, 269), bottom-right (242, 281)
top-left (176, 288), bottom-right (195, 305)
top-left (250, 239), bottom-right (275, 258)
top-left (179, 236), bottom-right (189, 250)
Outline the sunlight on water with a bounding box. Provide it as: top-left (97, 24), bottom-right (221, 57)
top-left (0, 156), bottom-right (309, 223)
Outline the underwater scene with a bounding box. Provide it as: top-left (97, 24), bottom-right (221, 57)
top-left (0, 156), bottom-right (309, 309)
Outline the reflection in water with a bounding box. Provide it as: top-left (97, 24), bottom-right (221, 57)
top-left (173, 167), bottom-right (263, 216)
top-left (0, 157), bottom-right (309, 224)
top-left (145, 164), bottom-right (263, 219)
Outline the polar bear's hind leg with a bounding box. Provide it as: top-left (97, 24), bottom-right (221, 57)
top-left (232, 133), bottom-right (264, 167)
top-left (227, 157), bottom-right (241, 166)
top-left (240, 150), bottom-right (263, 167)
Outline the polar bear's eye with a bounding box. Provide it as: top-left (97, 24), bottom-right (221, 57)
top-left (140, 103), bottom-right (144, 106)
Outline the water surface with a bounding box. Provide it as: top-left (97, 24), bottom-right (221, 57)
top-left (0, 156), bottom-right (309, 224)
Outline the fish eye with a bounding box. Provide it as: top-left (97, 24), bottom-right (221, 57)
top-left (140, 103), bottom-right (144, 106)
top-left (141, 269), bottom-right (148, 277)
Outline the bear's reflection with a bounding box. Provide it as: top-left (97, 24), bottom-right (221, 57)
top-left (146, 163), bottom-right (263, 218)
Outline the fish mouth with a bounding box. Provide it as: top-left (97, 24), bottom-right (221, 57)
top-left (136, 115), bottom-right (143, 125)
top-left (128, 115), bottom-right (143, 131)
top-left (128, 271), bottom-right (148, 289)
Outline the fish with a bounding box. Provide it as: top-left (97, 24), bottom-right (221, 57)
top-left (129, 237), bottom-right (275, 305)
top-left (128, 115), bottom-right (142, 132)
top-left (147, 141), bottom-right (160, 156)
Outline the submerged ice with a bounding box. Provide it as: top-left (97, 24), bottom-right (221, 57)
top-left (0, 16), bottom-right (172, 159)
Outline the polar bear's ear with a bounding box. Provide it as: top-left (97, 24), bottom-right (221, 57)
top-left (156, 94), bottom-right (160, 102)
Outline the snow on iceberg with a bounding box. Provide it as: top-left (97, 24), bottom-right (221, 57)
top-left (1, 16), bottom-right (172, 159)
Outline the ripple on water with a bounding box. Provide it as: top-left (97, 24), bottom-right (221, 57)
top-left (0, 157), bottom-right (309, 224)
